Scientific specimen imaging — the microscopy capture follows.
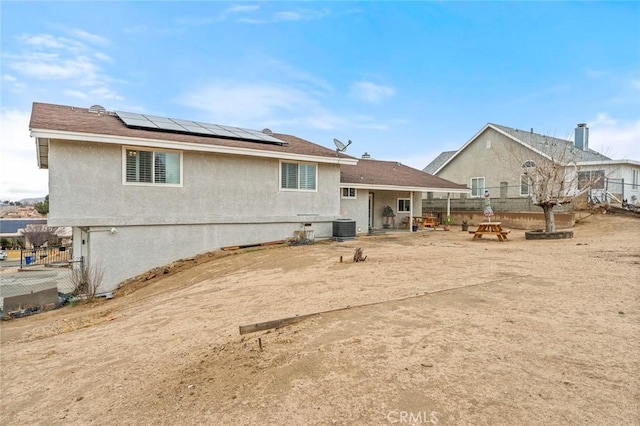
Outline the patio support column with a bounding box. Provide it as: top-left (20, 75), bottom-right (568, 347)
top-left (410, 191), bottom-right (414, 232)
top-left (447, 193), bottom-right (451, 218)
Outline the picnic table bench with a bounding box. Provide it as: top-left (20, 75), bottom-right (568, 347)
top-left (471, 222), bottom-right (510, 241)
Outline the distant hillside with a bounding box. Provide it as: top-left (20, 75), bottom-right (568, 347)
top-left (18, 197), bottom-right (46, 205)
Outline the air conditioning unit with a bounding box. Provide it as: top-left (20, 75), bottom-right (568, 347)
top-left (332, 219), bottom-right (356, 241)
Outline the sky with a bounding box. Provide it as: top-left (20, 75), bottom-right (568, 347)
top-left (1, 1), bottom-right (639, 201)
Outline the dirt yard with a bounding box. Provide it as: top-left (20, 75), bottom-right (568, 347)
top-left (1, 213), bottom-right (638, 425)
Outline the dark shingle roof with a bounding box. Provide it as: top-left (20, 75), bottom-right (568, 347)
top-left (341, 159), bottom-right (468, 191)
top-left (30, 102), bottom-right (352, 160)
top-left (423, 150), bottom-right (457, 174)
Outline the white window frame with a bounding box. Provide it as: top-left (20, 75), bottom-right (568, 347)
top-left (397, 198), bottom-right (411, 213)
top-left (341, 188), bottom-right (357, 199)
top-left (470, 177), bottom-right (485, 198)
top-left (279, 160), bottom-right (318, 192)
top-left (122, 146), bottom-right (183, 187)
top-left (520, 174), bottom-right (531, 196)
top-left (578, 170), bottom-right (605, 190)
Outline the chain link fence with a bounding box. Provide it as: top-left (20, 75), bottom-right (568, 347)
top-left (0, 245), bottom-right (83, 317)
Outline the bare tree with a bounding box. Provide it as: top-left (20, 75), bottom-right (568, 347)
top-left (21, 224), bottom-right (61, 248)
top-left (522, 155), bottom-right (573, 232)
top-left (505, 138), bottom-right (608, 233)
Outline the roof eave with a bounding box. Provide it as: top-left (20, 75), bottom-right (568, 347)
top-left (341, 183), bottom-right (470, 193)
top-left (576, 159), bottom-right (640, 166)
top-left (433, 123), bottom-right (494, 174)
top-left (36, 137), bottom-right (49, 169)
top-left (30, 129), bottom-right (358, 165)
top-left (434, 123), bottom-right (559, 174)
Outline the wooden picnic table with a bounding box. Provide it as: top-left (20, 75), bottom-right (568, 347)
top-left (471, 222), bottom-right (510, 241)
top-left (421, 215), bottom-right (437, 228)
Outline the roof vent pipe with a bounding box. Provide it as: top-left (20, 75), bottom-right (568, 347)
top-left (361, 152), bottom-right (371, 159)
top-left (575, 123), bottom-right (589, 151)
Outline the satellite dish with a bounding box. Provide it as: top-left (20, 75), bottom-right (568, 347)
top-left (333, 138), bottom-right (352, 153)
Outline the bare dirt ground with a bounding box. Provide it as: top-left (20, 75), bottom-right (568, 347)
top-left (1, 213), bottom-right (639, 425)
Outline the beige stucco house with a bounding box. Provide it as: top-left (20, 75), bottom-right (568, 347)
top-left (30, 102), bottom-right (466, 292)
top-left (423, 123), bottom-right (639, 211)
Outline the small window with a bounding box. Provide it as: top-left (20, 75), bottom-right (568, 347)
top-left (578, 170), bottom-right (605, 190)
top-left (342, 188), bottom-right (356, 199)
top-left (470, 177), bottom-right (485, 197)
top-left (280, 161), bottom-right (317, 191)
top-left (520, 174), bottom-right (530, 196)
top-left (522, 160), bottom-right (536, 168)
top-left (398, 198), bottom-right (411, 213)
top-left (633, 169), bottom-right (638, 190)
top-left (124, 148), bottom-right (181, 185)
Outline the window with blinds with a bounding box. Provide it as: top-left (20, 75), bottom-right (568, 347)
top-left (280, 161), bottom-right (317, 191)
top-left (125, 149), bottom-right (181, 185)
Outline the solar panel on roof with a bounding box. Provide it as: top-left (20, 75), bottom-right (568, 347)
top-left (120, 117), bottom-right (160, 128)
top-left (114, 111), bottom-right (286, 145)
top-left (180, 125), bottom-right (215, 135)
top-left (151, 121), bottom-right (186, 132)
top-left (115, 111), bottom-right (145, 119)
top-left (144, 115), bottom-right (174, 122)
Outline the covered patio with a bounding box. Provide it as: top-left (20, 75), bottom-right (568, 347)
top-left (339, 158), bottom-right (470, 233)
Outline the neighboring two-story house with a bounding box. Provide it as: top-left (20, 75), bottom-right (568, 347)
top-left (30, 102), bottom-right (467, 292)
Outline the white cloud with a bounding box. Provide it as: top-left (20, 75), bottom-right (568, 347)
top-left (589, 113), bottom-right (640, 160)
top-left (274, 11), bottom-right (302, 21)
top-left (179, 83), bottom-right (314, 124)
top-left (226, 5), bottom-right (260, 14)
top-left (9, 54), bottom-right (100, 79)
top-left (237, 7), bottom-right (329, 24)
top-left (5, 30), bottom-right (122, 105)
top-left (179, 80), bottom-right (394, 134)
top-left (1, 73), bottom-right (26, 92)
top-left (349, 81), bottom-right (395, 103)
top-left (63, 90), bottom-right (88, 99)
top-left (0, 110), bottom-right (49, 201)
top-left (19, 33), bottom-right (78, 50)
top-left (67, 29), bottom-right (110, 46)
